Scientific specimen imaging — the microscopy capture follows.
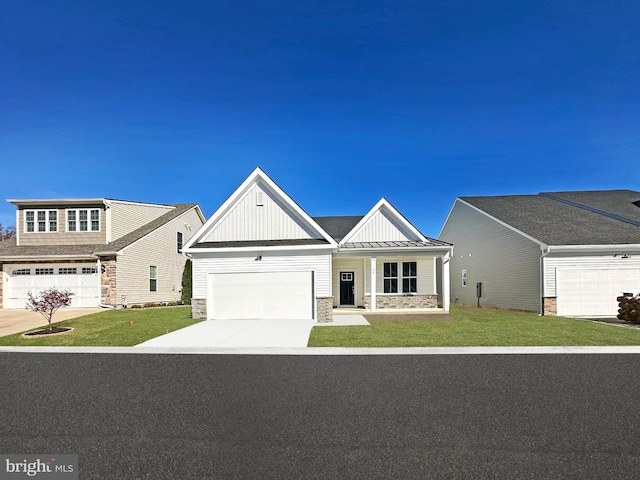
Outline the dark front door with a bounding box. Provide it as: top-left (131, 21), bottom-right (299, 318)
top-left (340, 272), bottom-right (355, 305)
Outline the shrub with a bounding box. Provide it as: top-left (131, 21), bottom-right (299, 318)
top-left (181, 259), bottom-right (192, 305)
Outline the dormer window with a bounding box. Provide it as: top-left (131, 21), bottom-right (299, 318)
top-left (25, 210), bottom-right (57, 233)
top-left (67, 208), bottom-right (100, 232)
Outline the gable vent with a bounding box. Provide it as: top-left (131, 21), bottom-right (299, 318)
top-left (256, 190), bottom-right (264, 206)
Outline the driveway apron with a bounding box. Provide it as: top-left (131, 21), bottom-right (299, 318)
top-left (136, 319), bottom-right (316, 348)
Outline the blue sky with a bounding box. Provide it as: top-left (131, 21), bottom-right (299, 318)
top-left (1, 0), bottom-right (638, 237)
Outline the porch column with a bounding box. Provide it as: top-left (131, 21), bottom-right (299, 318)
top-left (370, 256), bottom-right (377, 311)
top-left (442, 252), bottom-right (451, 312)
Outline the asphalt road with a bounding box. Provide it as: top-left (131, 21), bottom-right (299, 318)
top-left (1, 353), bottom-right (640, 479)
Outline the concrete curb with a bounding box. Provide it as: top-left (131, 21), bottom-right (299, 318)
top-left (2, 346), bottom-right (640, 355)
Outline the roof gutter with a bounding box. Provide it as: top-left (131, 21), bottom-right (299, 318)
top-left (546, 244), bottom-right (640, 253)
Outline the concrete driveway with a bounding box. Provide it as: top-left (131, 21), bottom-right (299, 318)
top-left (136, 319), bottom-right (318, 348)
top-left (0, 308), bottom-right (105, 337)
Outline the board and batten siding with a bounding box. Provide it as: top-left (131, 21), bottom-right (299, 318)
top-left (109, 201), bottom-right (174, 242)
top-left (17, 207), bottom-right (107, 246)
top-left (543, 253), bottom-right (640, 297)
top-left (192, 250), bottom-right (332, 299)
top-left (439, 200), bottom-right (543, 311)
top-left (363, 256), bottom-right (436, 295)
top-left (202, 182), bottom-right (318, 242)
top-left (349, 209), bottom-right (416, 242)
top-left (115, 208), bottom-right (202, 305)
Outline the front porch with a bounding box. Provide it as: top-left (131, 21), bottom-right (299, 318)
top-left (330, 248), bottom-right (451, 316)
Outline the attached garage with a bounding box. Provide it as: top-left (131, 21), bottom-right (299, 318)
top-left (6, 264), bottom-right (100, 309)
top-left (206, 271), bottom-right (315, 320)
top-left (556, 268), bottom-right (640, 317)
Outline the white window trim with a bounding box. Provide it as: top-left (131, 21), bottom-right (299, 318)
top-left (150, 265), bottom-right (158, 292)
top-left (24, 209), bottom-right (58, 233)
top-left (402, 261), bottom-right (417, 294)
top-left (66, 208), bottom-right (101, 232)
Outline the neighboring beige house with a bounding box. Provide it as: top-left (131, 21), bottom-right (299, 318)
top-left (0, 199), bottom-right (205, 309)
top-left (184, 168), bottom-right (453, 322)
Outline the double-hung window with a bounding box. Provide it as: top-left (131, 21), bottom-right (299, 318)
top-left (383, 262), bottom-right (398, 293)
top-left (383, 261), bottom-right (418, 293)
top-left (149, 266), bottom-right (158, 292)
top-left (25, 210), bottom-right (57, 233)
top-left (67, 209), bottom-right (100, 232)
top-left (402, 262), bottom-right (417, 293)
top-left (177, 232), bottom-right (183, 253)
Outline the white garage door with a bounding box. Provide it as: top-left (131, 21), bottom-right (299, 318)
top-left (207, 271), bottom-right (314, 320)
top-left (557, 268), bottom-right (640, 317)
top-left (8, 264), bottom-right (100, 309)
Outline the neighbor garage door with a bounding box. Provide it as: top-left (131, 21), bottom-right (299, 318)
top-left (557, 268), bottom-right (640, 317)
top-left (207, 271), bottom-right (314, 320)
top-left (7, 264), bottom-right (100, 309)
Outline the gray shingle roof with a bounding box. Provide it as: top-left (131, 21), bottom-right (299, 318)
top-left (460, 190), bottom-right (640, 246)
top-left (312, 216), bottom-right (363, 242)
top-left (0, 203), bottom-right (199, 259)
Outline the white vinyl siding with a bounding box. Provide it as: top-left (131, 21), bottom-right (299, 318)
top-left (109, 201), bottom-right (174, 242)
top-left (439, 200), bottom-right (543, 311)
top-left (201, 182), bottom-right (319, 242)
top-left (192, 250), bottom-right (332, 299)
top-left (543, 253), bottom-right (640, 297)
top-left (349, 209), bottom-right (416, 242)
top-left (115, 208), bottom-right (203, 305)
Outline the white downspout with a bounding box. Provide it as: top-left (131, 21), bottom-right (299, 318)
top-left (370, 256), bottom-right (377, 311)
top-left (442, 251), bottom-right (451, 312)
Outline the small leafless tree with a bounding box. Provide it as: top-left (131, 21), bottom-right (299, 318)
top-left (0, 224), bottom-right (16, 240)
top-left (26, 288), bottom-right (73, 331)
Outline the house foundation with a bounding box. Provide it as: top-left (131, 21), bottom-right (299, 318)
top-left (364, 294), bottom-right (438, 310)
top-left (543, 297), bottom-right (557, 316)
top-left (316, 297), bottom-right (333, 323)
top-left (100, 257), bottom-right (118, 306)
top-left (191, 298), bottom-right (207, 319)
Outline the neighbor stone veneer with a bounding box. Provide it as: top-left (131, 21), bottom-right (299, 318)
top-left (100, 257), bottom-right (117, 306)
top-left (364, 294), bottom-right (438, 310)
top-left (543, 297), bottom-right (557, 316)
top-left (191, 298), bottom-right (207, 319)
top-left (316, 297), bottom-right (333, 323)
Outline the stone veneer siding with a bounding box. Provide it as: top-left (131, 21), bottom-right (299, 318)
top-left (364, 294), bottom-right (438, 310)
top-left (192, 298), bottom-right (207, 319)
top-left (316, 297), bottom-right (333, 323)
top-left (543, 297), bottom-right (557, 316)
top-left (100, 257), bottom-right (118, 306)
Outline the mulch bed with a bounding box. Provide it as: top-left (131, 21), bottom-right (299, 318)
top-left (363, 313), bottom-right (457, 322)
top-left (23, 327), bottom-right (74, 337)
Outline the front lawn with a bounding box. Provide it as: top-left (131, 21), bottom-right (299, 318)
top-left (308, 305), bottom-right (640, 347)
top-left (0, 307), bottom-right (201, 346)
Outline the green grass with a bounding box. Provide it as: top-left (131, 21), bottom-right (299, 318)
top-left (308, 305), bottom-right (640, 347)
top-left (0, 307), bottom-right (201, 347)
